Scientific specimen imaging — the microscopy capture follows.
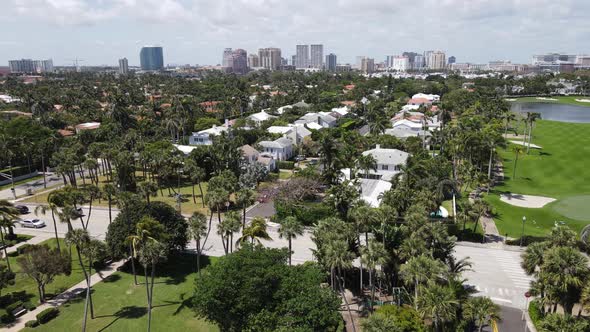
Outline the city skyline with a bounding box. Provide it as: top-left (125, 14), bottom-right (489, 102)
top-left (1, 0), bottom-right (589, 66)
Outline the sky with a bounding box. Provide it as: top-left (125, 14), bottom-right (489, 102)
top-left (1, 0), bottom-right (589, 67)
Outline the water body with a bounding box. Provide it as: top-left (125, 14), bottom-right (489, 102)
top-left (511, 102), bottom-right (590, 123)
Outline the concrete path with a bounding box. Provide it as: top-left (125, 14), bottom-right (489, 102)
top-left (3, 259), bottom-right (126, 332)
top-left (5, 232), bottom-right (51, 254)
top-left (0, 173), bottom-right (64, 201)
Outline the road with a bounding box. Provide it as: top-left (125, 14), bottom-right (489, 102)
top-left (0, 173), bottom-right (65, 200)
top-left (455, 243), bottom-right (533, 310)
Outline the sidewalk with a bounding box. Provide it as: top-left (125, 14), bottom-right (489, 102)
top-left (3, 259), bottom-right (126, 331)
top-left (5, 233), bottom-right (52, 254)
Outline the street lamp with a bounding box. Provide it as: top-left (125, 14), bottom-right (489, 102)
top-left (520, 216), bottom-right (526, 247)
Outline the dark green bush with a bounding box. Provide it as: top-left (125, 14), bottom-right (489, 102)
top-left (25, 320), bottom-right (39, 328)
top-left (5, 301), bottom-right (23, 313)
top-left (0, 313), bottom-right (15, 324)
top-left (36, 307), bottom-right (59, 324)
top-left (265, 173), bottom-right (279, 182)
top-left (23, 302), bottom-right (36, 311)
top-left (528, 299), bottom-right (543, 328)
top-left (17, 244), bottom-right (33, 255)
top-left (277, 161), bottom-right (295, 170)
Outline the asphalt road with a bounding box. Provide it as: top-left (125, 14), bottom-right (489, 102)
top-left (0, 173), bottom-right (64, 200)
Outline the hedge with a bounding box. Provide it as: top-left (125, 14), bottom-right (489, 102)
top-left (528, 299), bottom-right (543, 328)
top-left (277, 161), bottom-right (295, 170)
top-left (36, 307), bottom-right (59, 324)
top-left (23, 302), bottom-right (36, 311)
top-left (5, 301), bottom-right (23, 313)
top-left (0, 313), bottom-right (15, 324)
top-left (25, 320), bottom-right (39, 328)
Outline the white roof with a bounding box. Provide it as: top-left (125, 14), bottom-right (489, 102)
top-left (267, 126), bottom-right (293, 135)
top-left (305, 122), bottom-right (323, 130)
top-left (331, 106), bottom-right (350, 116)
top-left (362, 146), bottom-right (409, 166)
top-left (196, 125), bottom-right (228, 136)
top-left (276, 105), bottom-right (293, 114)
top-left (174, 144), bottom-right (197, 155)
top-left (259, 137), bottom-right (293, 149)
top-left (249, 110), bottom-right (276, 122)
top-left (392, 119), bottom-right (423, 129)
top-left (359, 178), bottom-right (392, 207)
top-left (385, 128), bottom-right (431, 138)
top-left (401, 104), bottom-right (421, 112)
top-left (412, 93), bottom-right (440, 101)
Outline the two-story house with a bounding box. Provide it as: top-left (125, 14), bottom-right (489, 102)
top-left (258, 137), bottom-right (293, 161)
top-left (361, 145), bottom-right (409, 181)
top-left (188, 125), bottom-right (228, 146)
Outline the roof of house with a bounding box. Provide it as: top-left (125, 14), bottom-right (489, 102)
top-left (248, 110), bottom-right (276, 122)
top-left (341, 100), bottom-right (356, 106)
top-left (292, 124), bottom-right (312, 137)
top-left (362, 146), bottom-right (409, 166)
top-left (392, 119), bottom-right (423, 129)
top-left (359, 178), bottom-right (392, 207)
top-left (267, 126), bottom-right (293, 135)
top-left (331, 106), bottom-right (350, 116)
top-left (257, 155), bottom-right (274, 165)
top-left (75, 122), bottom-right (101, 130)
top-left (174, 144), bottom-right (197, 155)
top-left (195, 125), bottom-right (228, 136)
top-left (259, 137), bottom-right (293, 149)
top-left (305, 122), bottom-right (323, 130)
top-left (384, 128), bottom-right (431, 138)
top-left (412, 93), bottom-right (440, 101)
top-left (240, 144), bottom-right (260, 158)
top-left (408, 97), bottom-right (432, 105)
top-left (58, 129), bottom-right (75, 137)
top-left (292, 101), bottom-right (311, 108)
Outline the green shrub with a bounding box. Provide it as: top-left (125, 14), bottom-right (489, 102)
top-left (266, 173), bottom-right (279, 182)
top-left (25, 320), bottom-right (39, 328)
top-left (0, 313), bottom-right (15, 324)
top-left (5, 301), bottom-right (23, 313)
top-left (528, 299), bottom-right (543, 328)
top-left (277, 161), bottom-right (295, 170)
top-left (36, 307), bottom-right (59, 324)
top-left (23, 302), bottom-right (36, 311)
top-left (17, 244), bottom-right (33, 255)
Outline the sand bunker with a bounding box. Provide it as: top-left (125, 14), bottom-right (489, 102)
top-left (575, 99), bottom-right (590, 103)
top-left (536, 97), bottom-right (558, 101)
top-left (500, 193), bottom-right (556, 208)
top-left (509, 140), bottom-right (542, 149)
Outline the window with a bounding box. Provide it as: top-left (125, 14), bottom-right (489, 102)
top-left (394, 165), bottom-right (401, 171)
top-left (381, 165), bottom-right (388, 170)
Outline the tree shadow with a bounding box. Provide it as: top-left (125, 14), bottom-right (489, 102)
top-left (97, 306), bottom-right (147, 332)
top-left (102, 274), bottom-right (121, 283)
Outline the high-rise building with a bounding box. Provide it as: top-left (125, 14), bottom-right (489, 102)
top-left (326, 53), bottom-right (337, 71)
top-left (310, 44), bottom-right (324, 69)
top-left (9, 59), bottom-right (35, 73)
top-left (448, 56), bottom-right (456, 64)
top-left (33, 59), bottom-right (54, 73)
top-left (291, 55), bottom-right (296, 66)
top-left (361, 57), bottom-right (375, 74)
top-left (423, 51), bottom-right (434, 68)
top-left (532, 53), bottom-right (577, 65)
top-left (413, 55), bottom-right (425, 70)
top-left (222, 48), bottom-right (233, 67)
top-left (258, 48), bottom-right (282, 70)
top-left (402, 52), bottom-right (419, 68)
top-left (428, 51), bottom-right (446, 70)
top-left (355, 56), bottom-right (365, 69)
top-left (140, 46), bottom-right (164, 71)
top-left (392, 56), bottom-right (410, 72)
top-left (295, 45), bottom-right (309, 68)
top-left (118, 58), bottom-right (129, 75)
top-left (231, 49), bottom-right (248, 74)
top-left (247, 54), bottom-right (259, 68)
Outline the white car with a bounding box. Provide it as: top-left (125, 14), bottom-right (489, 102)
top-left (19, 219), bottom-right (46, 228)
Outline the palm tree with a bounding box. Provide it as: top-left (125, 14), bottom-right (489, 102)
top-left (218, 211), bottom-right (241, 254)
top-left (236, 216), bottom-right (272, 246)
top-left (471, 199), bottom-right (490, 234)
top-left (464, 296), bottom-right (501, 332)
top-left (235, 189), bottom-right (255, 231)
top-left (0, 200), bottom-right (18, 271)
top-left (126, 217), bottom-right (165, 286)
top-left (324, 239), bottom-right (356, 332)
top-left (137, 181), bottom-right (158, 204)
top-left (361, 239), bottom-right (388, 311)
top-left (187, 212), bottom-right (207, 275)
top-left (356, 154), bottom-right (377, 179)
top-left (65, 229), bottom-right (93, 330)
top-left (526, 112), bottom-right (541, 154)
top-left (102, 184), bottom-right (117, 224)
top-left (138, 240), bottom-right (167, 332)
top-left (400, 254), bottom-right (446, 310)
top-left (417, 282), bottom-right (459, 332)
top-left (511, 145), bottom-right (524, 179)
top-left (579, 283), bottom-right (590, 317)
top-left (278, 216), bottom-right (304, 266)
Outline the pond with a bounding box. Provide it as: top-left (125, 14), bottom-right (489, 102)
top-left (511, 102), bottom-right (590, 123)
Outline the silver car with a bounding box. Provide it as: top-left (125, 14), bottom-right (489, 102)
top-left (19, 219), bottom-right (46, 228)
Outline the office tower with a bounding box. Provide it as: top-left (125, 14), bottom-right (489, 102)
top-left (258, 48), bottom-right (282, 70)
top-left (326, 53), bottom-right (337, 71)
top-left (413, 55), bottom-right (425, 70)
top-left (402, 52), bottom-right (419, 67)
top-left (247, 54), bottom-right (259, 68)
top-left (291, 55), bottom-right (296, 66)
top-left (355, 56), bottom-right (365, 69)
top-left (310, 44), bottom-right (324, 68)
top-left (231, 49), bottom-right (248, 74)
top-left (448, 56), bottom-right (456, 64)
top-left (385, 56), bottom-right (394, 68)
top-left (423, 50), bottom-right (434, 68)
top-left (140, 46), bottom-right (164, 71)
top-left (295, 44), bottom-right (309, 68)
top-left (392, 56), bottom-right (410, 72)
top-left (8, 59), bottom-right (35, 73)
top-left (361, 57), bottom-right (375, 74)
top-left (32, 59), bottom-right (54, 73)
top-left (118, 58), bottom-right (129, 75)
top-left (429, 51), bottom-right (446, 70)
top-left (222, 48), bottom-right (233, 67)
top-left (532, 53), bottom-right (577, 65)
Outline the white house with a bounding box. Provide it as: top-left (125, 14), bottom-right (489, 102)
top-left (412, 93), bottom-right (440, 103)
top-left (392, 119), bottom-right (423, 131)
top-left (248, 110), bottom-right (276, 126)
top-left (295, 112), bottom-right (337, 128)
top-left (189, 125), bottom-right (228, 146)
top-left (359, 178), bottom-right (392, 207)
top-left (240, 145), bottom-right (277, 171)
top-left (385, 127), bottom-right (431, 140)
top-left (267, 124), bottom-right (312, 145)
top-left (361, 145), bottom-right (409, 181)
top-left (173, 144), bottom-right (198, 155)
top-left (258, 137), bottom-right (293, 161)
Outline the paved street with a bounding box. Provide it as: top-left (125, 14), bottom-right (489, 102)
top-left (455, 243), bottom-right (533, 309)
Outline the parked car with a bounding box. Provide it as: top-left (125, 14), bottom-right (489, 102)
top-left (18, 219), bottom-right (46, 228)
top-left (295, 155), bottom-right (306, 162)
top-left (15, 205), bottom-right (29, 214)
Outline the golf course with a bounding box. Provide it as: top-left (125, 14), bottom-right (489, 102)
top-left (488, 117), bottom-right (590, 238)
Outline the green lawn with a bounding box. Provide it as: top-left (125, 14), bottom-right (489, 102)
top-left (489, 120), bottom-right (590, 237)
top-left (3, 238), bottom-right (89, 305)
top-left (278, 170), bottom-right (293, 180)
top-left (508, 96), bottom-right (590, 107)
top-left (25, 254), bottom-right (219, 332)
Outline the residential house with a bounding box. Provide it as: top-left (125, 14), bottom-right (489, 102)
top-left (359, 178), bottom-right (392, 207)
top-left (411, 93), bottom-right (440, 103)
top-left (75, 122), bottom-right (101, 134)
top-left (267, 124), bottom-right (311, 145)
top-left (188, 125), bottom-right (228, 146)
top-left (248, 110), bottom-right (276, 126)
top-left (240, 144), bottom-right (276, 171)
top-left (361, 145), bottom-right (409, 181)
top-left (258, 137), bottom-right (293, 161)
top-left (294, 112), bottom-right (337, 128)
top-left (173, 144), bottom-right (198, 155)
top-left (407, 97), bottom-right (432, 106)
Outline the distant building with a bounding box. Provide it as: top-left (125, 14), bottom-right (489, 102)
top-left (222, 48), bottom-right (233, 67)
top-left (291, 55), bottom-right (296, 66)
top-left (326, 53), bottom-right (337, 71)
top-left (231, 49), bottom-right (248, 74)
top-left (310, 44), bottom-right (324, 69)
top-left (9, 59), bottom-right (35, 73)
top-left (189, 125), bottom-right (228, 146)
top-left (576, 55), bottom-right (590, 67)
top-left (295, 45), bottom-right (309, 68)
top-left (247, 54), bottom-right (259, 68)
top-left (336, 64), bottom-right (352, 72)
top-left (413, 55), bottom-right (425, 70)
top-left (361, 57), bottom-right (375, 74)
top-left (532, 53), bottom-right (577, 65)
top-left (423, 51), bottom-right (434, 68)
top-left (488, 60), bottom-right (519, 72)
top-left (391, 56), bottom-right (410, 72)
top-left (140, 46), bottom-right (164, 71)
top-left (402, 52), bottom-right (419, 69)
top-left (448, 56), bottom-right (456, 64)
top-left (258, 48), bottom-right (282, 70)
top-left (118, 58), bottom-right (129, 75)
top-left (428, 51), bottom-right (446, 70)
top-left (355, 56), bottom-right (365, 70)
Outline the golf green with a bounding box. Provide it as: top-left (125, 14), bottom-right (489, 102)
top-left (551, 195), bottom-right (590, 222)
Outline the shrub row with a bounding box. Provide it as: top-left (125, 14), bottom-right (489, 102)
top-left (36, 307), bottom-right (59, 324)
top-left (278, 161), bottom-right (295, 170)
top-left (25, 320), bottom-right (39, 328)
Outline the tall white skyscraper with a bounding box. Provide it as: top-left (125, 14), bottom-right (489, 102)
top-left (222, 48), bottom-right (233, 67)
top-left (429, 51), bottom-right (447, 70)
top-left (118, 58), bottom-right (128, 75)
top-left (295, 45), bottom-right (309, 68)
top-left (392, 56), bottom-right (410, 72)
top-left (310, 44), bottom-right (324, 69)
top-left (258, 48), bottom-right (282, 70)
